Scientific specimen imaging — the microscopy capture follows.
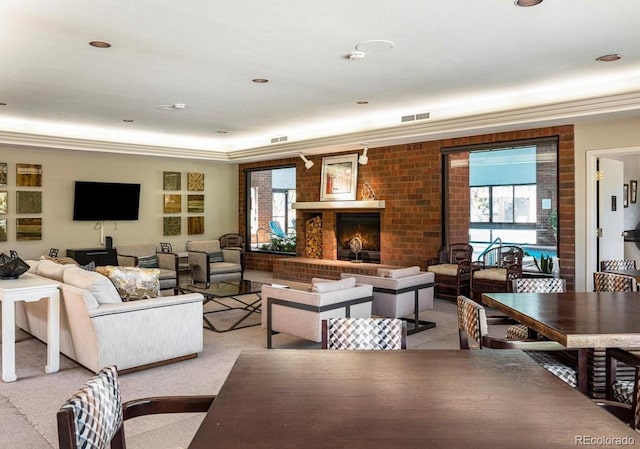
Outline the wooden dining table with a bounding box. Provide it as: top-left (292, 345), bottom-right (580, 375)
top-left (482, 291), bottom-right (640, 396)
top-left (187, 350), bottom-right (637, 449)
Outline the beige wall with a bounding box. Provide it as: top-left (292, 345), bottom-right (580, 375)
top-left (0, 145), bottom-right (238, 260)
top-left (575, 116), bottom-right (640, 290)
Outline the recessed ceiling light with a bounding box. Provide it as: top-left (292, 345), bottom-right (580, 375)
top-left (89, 41), bottom-right (111, 48)
top-left (252, 78), bottom-right (269, 83)
top-left (596, 53), bottom-right (622, 62)
top-left (514, 0), bottom-right (543, 6)
top-left (356, 101), bottom-right (369, 105)
top-left (216, 130), bottom-right (228, 134)
top-left (355, 40), bottom-right (395, 53)
top-left (122, 119), bottom-right (134, 123)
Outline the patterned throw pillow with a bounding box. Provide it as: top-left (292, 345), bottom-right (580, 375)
top-left (208, 251), bottom-right (224, 263)
top-left (137, 255), bottom-right (159, 268)
top-left (95, 266), bottom-right (160, 301)
top-left (79, 261), bottom-right (96, 271)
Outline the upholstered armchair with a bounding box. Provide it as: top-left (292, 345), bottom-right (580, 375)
top-left (116, 243), bottom-right (178, 293)
top-left (262, 278), bottom-right (373, 348)
top-left (426, 243), bottom-right (473, 300)
top-left (340, 266), bottom-right (435, 334)
top-left (470, 245), bottom-right (523, 302)
top-left (186, 239), bottom-right (243, 285)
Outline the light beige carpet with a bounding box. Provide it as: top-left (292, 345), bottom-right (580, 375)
top-left (0, 273), bottom-right (461, 449)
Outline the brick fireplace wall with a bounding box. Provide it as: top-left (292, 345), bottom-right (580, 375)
top-left (238, 125), bottom-right (575, 288)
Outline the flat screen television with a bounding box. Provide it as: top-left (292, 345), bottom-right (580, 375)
top-left (73, 181), bottom-right (141, 221)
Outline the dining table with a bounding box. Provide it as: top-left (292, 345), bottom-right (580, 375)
top-left (482, 291), bottom-right (640, 396)
top-left (187, 350), bottom-right (638, 449)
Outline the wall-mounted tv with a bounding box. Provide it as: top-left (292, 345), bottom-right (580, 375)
top-left (73, 181), bottom-right (141, 221)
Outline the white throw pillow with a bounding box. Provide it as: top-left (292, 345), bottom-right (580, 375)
top-left (378, 266), bottom-right (421, 279)
top-left (63, 266), bottom-right (122, 304)
top-left (312, 277), bottom-right (356, 293)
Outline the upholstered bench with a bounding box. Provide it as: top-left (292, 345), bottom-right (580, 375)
top-left (341, 266), bottom-right (436, 334)
top-left (262, 277), bottom-right (373, 348)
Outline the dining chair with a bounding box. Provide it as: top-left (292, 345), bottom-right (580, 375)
top-left (456, 295), bottom-right (577, 387)
top-left (593, 271), bottom-right (637, 292)
top-left (321, 317), bottom-right (407, 350)
top-left (57, 365), bottom-right (215, 449)
top-left (603, 347), bottom-right (640, 430)
top-left (470, 245), bottom-right (524, 302)
top-left (600, 259), bottom-right (637, 271)
top-left (506, 278), bottom-right (566, 340)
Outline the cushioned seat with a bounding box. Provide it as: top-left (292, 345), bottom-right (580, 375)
top-left (340, 266), bottom-right (435, 334)
top-left (426, 243), bottom-right (473, 299)
top-left (262, 278), bottom-right (373, 348)
top-left (116, 243), bottom-right (178, 292)
top-left (471, 245), bottom-right (523, 302)
top-left (186, 239), bottom-right (243, 285)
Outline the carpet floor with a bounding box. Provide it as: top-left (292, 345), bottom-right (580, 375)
top-left (0, 271), bottom-right (463, 449)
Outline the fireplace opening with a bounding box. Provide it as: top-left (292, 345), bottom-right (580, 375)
top-left (336, 213), bottom-right (381, 263)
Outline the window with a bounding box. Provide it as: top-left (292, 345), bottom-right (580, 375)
top-left (443, 139), bottom-right (558, 262)
top-left (246, 166), bottom-right (296, 253)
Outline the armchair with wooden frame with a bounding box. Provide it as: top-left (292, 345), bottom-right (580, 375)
top-left (470, 245), bottom-right (523, 303)
top-left (57, 365), bottom-right (214, 449)
top-left (426, 243), bottom-right (473, 300)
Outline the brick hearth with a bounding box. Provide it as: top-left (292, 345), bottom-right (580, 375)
top-left (272, 257), bottom-right (401, 283)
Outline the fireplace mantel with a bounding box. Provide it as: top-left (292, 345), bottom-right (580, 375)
top-left (292, 200), bottom-right (385, 210)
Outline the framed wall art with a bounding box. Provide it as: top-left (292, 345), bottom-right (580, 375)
top-left (163, 216), bottom-right (181, 236)
top-left (16, 163), bottom-right (42, 187)
top-left (631, 180), bottom-right (637, 204)
top-left (188, 216), bottom-right (204, 235)
top-left (0, 191), bottom-right (7, 214)
top-left (163, 194), bottom-right (182, 213)
top-left (16, 191), bottom-right (42, 214)
top-left (624, 183), bottom-right (629, 208)
top-left (16, 217), bottom-right (42, 240)
top-left (0, 163), bottom-right (7, 187)
top-left (163, 171), bottom-right (181, 190)
top-left (187, 194), bottom-right (204, 213)
top-left (320, 154), bottom-right (358, 201)
top-left (187, 172), bottom-right (204, 191)
top-left (0, 218), bottom-right (6, 242)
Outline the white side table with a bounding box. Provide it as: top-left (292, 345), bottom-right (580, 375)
top-left (0, 273), bottom-right (60, 382)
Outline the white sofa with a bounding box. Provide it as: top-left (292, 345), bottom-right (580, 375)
top-left (262, 277), bottom-right (374, 348)
top-left (341, 266), bottom-right (436, 334)
top-left (15, 259), bottom-right (204, 373)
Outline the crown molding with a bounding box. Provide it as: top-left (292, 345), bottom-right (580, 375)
top-left (1, 90), bottom-right (639, 162)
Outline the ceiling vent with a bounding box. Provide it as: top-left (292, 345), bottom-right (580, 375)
top-left (270, 135), bottom-right (288, 144)
top-left (401, 112), bottom-right (430, 123)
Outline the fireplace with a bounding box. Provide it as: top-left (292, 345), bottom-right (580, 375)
top-left (336, 213), bottom-right (381, 263)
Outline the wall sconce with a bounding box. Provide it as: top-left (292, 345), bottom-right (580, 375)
top-left (300, 154), bottom-right (314, 169)
top-left (358, 145), bottom-right (369, 165)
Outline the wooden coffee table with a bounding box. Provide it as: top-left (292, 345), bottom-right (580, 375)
top-left (179, 280), bottom-right (265, 332)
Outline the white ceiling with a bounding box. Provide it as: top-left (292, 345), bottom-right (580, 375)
top-left (2, 0), bottom-right (640, 162)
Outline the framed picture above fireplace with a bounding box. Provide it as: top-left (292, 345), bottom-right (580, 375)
top-left (320, 154), bottom-right (358, 201)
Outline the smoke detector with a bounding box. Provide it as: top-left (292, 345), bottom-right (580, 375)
top-left (348, 51), bottom-right (366, 60)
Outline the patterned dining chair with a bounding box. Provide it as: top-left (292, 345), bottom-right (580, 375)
top-left (456, 295), bottom-right (577, 387)
top-left (600, 259), bottom-right (637, 271)
top-left (593, 272), bottom-right (637, 292)
top-left (57, 365), bottom-right (215, 449)
top-left (321, 317), bottom-right (407, 350)
top-left (603, 348), bottom-right (640, 431)
top-left (506, 278), bottom-right (566, 340)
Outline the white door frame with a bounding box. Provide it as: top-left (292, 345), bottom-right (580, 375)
top-left (585, 146), bottom-right (640, 291)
